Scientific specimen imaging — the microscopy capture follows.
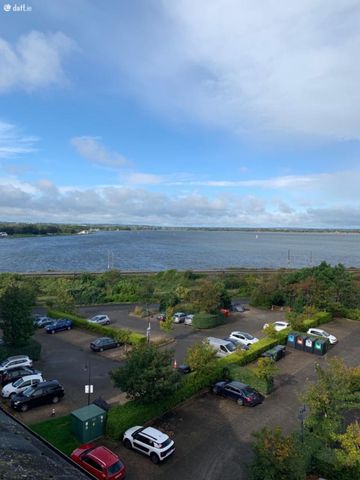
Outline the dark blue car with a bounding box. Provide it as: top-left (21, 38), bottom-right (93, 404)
top-left (212, 380), bottom-right (264, 406)
top-left (45, 319), bottom-right (73, 334)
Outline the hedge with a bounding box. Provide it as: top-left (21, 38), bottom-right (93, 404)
top-left (227, 365), bottom-right (273, 395)
top-left (47, 310), bottom-right (146, 346)
top-left (0, 338), bottom-right (42, 362)
top-left (106, 366), bottom-right (222, 439)
top-left (342, 308), bottom-right (360, 321)
top-left (192, 313), bottom-right (227, 329)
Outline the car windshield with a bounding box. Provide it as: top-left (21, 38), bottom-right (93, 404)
top-left (13, 378), bottom-right (24, 387)
top-left (321, 331), bottom-right (330, 337)
top-left (242, 388), bottom-right (255, 396)
top-left (107, 460), bottom-right (123, 475)
top-left (227, 342), bottom-right (236, 352)
top-left (243, 333), bottom-right (254, 340)
top-left (154, 438), bottom-right (172, 449)
top-left (22, 386), bottom-right (35, 397)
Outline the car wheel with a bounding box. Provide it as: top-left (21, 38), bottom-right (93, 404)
top-left (116, 343), bottom-right (120, 348)
top-left (106, 321), bottom-right (110, 325)
top-left (9, 392), bottom-right (16, 400)
top-left (123, 439), bottom-right (132, 449)
top-left (150, 453), bottom-right (160, 464)
top-left (20, 404), bottom-right (28, 412)
top-left (52, 396), bottom-right (59, 404)
top-left (212, 386), bottom-right (219, 395)
top-left (99, 347), bottom-right (104, 352)
top-left (51, 330), bottom-right (55, 334)
top-left (67, 326), bottom-right (71, 330)
top-left (237, 398), bottom-right (244, 406)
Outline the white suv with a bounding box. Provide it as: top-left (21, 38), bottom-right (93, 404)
top-left (2, 373), bottom-right (44, 399)
top-left (173, 312), bottom-right (186, 324)
top-left (229, 331), bottom-right (259, 346)
top-left (307, 328), bottom-right (337, 344)
top-left (87, 315), bottom-right (111, 325)
top-left (0, 356), bottom-right (33, 373)
top-left (123, 426), bottom-right (175, 464)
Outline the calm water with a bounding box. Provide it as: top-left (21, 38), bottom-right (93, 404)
top-left (0, 230), bottom-right (360, 272)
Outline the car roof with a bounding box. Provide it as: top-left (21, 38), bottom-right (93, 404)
top-left (17, 374), bottom-right (42, 381)
top-left (227, 381), bottom-right (248, 389)
top-left (141, 426), bottom-right (168, 443)
top-left (6, 356), bottom-right (29, 362)
top-left (231, 331), bottom-right (248, 336)
top-left (88, 446), bottom-right (118, 467)
top-left (94, 337), bottom-right (112, 341)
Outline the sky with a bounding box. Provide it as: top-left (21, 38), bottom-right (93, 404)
top-left (0, 0), bottom-right (360, 227)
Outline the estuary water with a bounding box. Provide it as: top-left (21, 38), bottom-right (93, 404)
top-left (0, 230), bottom-right (359, 273)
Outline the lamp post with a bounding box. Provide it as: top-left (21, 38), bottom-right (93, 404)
top-left (298, 405), bottom-right (306, 443)
top-left (84, 360), bottom-right (93, 406)
top-left (146, 321), bottom-right (151, 344)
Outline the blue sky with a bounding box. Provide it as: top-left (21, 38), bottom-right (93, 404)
top-left (0, 0), bottom-right (360, 227)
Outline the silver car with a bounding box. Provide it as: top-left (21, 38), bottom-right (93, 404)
top-left (87, 315), bottom-right (111, 325)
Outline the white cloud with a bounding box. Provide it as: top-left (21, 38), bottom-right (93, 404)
top-left (111, 0), bottom-right (360, 139)
top-left (126, 172), bottom-right (163, 185)
top-left (0, 31), bottom-right (76, 93)
top-left (0, 121), bottom-right (38, 159)
top-left (71, 136), bottom-right (129, 168)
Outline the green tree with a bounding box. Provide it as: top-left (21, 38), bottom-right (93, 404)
top-left (160, 306), bottom-right (174, 332)
top-left (53, 279), bottom-right (75, 313)
top-left (0, 283), bottom-right (36, 346)
top-left (194, 280), bottom-right (230, 313)
top-left (250, 427), bottom-right (306, 480)
top-left (185, 340), bottom-right (217, 375)
top-left (254, 357), bottom-right (278, 382)
top-left (110, 344), bottom-right (181, 403)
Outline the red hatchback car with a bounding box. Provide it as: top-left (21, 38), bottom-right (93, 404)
top-left (71, 444), bottom-right (126, 480)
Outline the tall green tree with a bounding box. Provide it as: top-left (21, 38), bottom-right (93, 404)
top-left (185, 340), bottom-right (217, 375)
top-left (110, 344), bottom-right (181, 403)
top-left (0, 283), bottom-right (36, 346)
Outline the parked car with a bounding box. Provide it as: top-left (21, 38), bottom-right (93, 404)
top-left (11, 380), bottom-right (65, 412)
top-left (263, 321), bottom-right (290, 332)
top-left (1, 366), bottom-right (39, 386)
top-left (45, 319), bottom-right (73, 334)
top-left (173, 312), bottom-right (186, 324)
top-left (184, 314), bottom-right (194, 326)
top-left (0, 355), bottom-right (33, 374)
top-left (230, 304), bottom-right (248, 313)
top-left (206, 337), bottom-right (236, 357)
top-left (87, 315), bottom-right (111, 326)
top-left (229, 331), bottom-right (259, 346)
top-left (2, 373), bottom-right (44, 399)
top-left (123, 426), bottom-right (175, 464)
top-left (33, 316), bottom-right (55, 328)
top-left (71, 444), bottom-right (126, 480)
top-left (212, 381), bottom-right (264, 406)
top-left (224, 337), bottom-right (249, 351)
top-left (307, 328), bottom-right (337, 344)
top-left (177, 364), bottom-right (191, 374)
top-left (90, 337), bottom-right (121, 352)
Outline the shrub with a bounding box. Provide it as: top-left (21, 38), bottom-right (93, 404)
top-left (342, 308), bottom-right (360, 321)
top-left (0, 338), bottom-right (42, 362)
top-left (192, 313), bottom-right (227, 329)
top-left (228, 365), bottom-right (272, 394)
top-left (47, 310), bottom-right (145, 346)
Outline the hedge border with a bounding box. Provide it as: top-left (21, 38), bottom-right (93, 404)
top-left (47, 310), bottom-right (146, 346)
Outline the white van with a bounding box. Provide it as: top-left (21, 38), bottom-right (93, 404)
top-left (206, 337), bottom-right (237, 357)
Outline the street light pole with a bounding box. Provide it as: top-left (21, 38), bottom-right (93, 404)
top-left (146, 321), bottom-right (151, 344)
top-left (84, 360), bottom-right (93, 406)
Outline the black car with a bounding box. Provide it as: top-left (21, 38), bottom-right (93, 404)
top-left (177, 364), bottom-right (191, 374)
top-left (11, 380), bottom-right (65, 412)
top-left (212, 380), bottom-right (264, 406)
top-left (90, 337), bottom-right (121, 352)
top-left (1, 366), bottom-right (38, 386)
top-left (223, 337), bottom-right (249, 351)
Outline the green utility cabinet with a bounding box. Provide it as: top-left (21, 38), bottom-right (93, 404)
top-left (71, 404), bottom-right (107, 443)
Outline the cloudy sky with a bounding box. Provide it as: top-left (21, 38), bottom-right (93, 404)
top-left (0, 0), bottom-right (359, 227)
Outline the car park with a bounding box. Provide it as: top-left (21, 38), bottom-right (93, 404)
top-left (90, 337), bottom-right (121, 352)
top-left (0, 366), bottom-right (38, 386)
top-left (33, 316), bottom-right (55, 328)
top-left (71, 444), bottom-right (126, 480)
top-left (87, 315), bottom-right (111, 326)
top-left (173, 312), bottom-right (186, 324)
top-left (307, 328), bottom-right (337, 344)
top-left (123, 425), bottom-right (175, 464)
top-left (45, 319), bottom-right (73, 334)
top-left (184, 314), bottom-right (194, 326)
top-left (11, 380), bottom-right (65, 412)
top-left (0, 355), bottom-right (33, 373)
top-left (263, 321), bottom-right (290, 332)
top-left (212, 380), bottom-right (264, 406)
top-left (2, 373), bottom-right (44, 399)
top-left (228, 331), bottom-right (259, 346)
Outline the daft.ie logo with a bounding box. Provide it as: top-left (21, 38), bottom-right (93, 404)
top-left (3, 3), bottom-right (32, 12)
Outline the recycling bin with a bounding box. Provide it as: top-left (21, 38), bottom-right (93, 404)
top-left (304, 336), bottom-right (316, 353)
top-left (295, 334), bottom-right (307, 351)
top-left (314, 338), bottom-right (327, 356)
top-left (261, 345), bottom-right (286, 361)
top-left (287, 332), bottom-right (297, 348)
